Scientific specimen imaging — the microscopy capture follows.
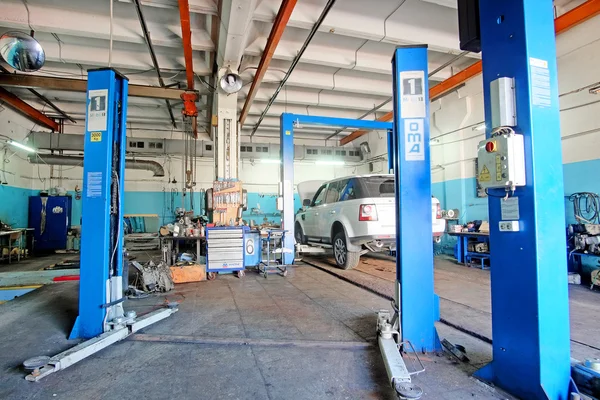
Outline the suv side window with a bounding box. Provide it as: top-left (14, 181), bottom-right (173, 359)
top-left (339, 179), bottom-right (356, 201)
top-left (311, 184), bottom-right (328, 207)
top-left (325, 179), bottom-right (348, 204)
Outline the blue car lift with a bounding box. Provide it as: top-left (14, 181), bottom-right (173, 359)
top-left (474, 1), bottom-right (572, 399)
top-left (280, 111), bottom-right (438, 398)
top-left (23, 69), bottom-right (177, 382)
top-left (279, 113), bottom-right (392, 265)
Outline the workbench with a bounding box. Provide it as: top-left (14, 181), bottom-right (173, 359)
top-left (448, 231), bottom-right (490, 270)
top-left (160, 235), bottom-right (205, 265)
top-left (0, 228), bottom-right (33, 263)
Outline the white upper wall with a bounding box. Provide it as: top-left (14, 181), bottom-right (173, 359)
top-left (354, 14), bottom-right (600, 184)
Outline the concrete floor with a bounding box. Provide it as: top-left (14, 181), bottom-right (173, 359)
top-left (0, 256), bottom-right (514, 400)
top-left (303, 254), bottom-right (600, 361)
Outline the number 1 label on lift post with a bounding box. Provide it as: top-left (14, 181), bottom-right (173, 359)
top-left (400, 71), bottom-right (426, 119)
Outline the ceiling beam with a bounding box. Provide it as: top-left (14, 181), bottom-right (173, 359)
top-left (239, 0), bottom-right (298, 128)
top-left (340, 0), bottom-right (600, 146)
top-left (0, 74), bottom-right (201, 100)
top-left (0, 87), bottom-right (59, 131)
top-left (178, 0), bottom-right (196, 90)
top-left (555, 0), bottom-right (600, 34)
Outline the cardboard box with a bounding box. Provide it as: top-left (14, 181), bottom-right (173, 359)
top-left (170, 264), bottom-right (206, 283)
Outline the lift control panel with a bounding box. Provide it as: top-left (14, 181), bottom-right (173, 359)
top-left (477, 132), bottom-right (526, 189)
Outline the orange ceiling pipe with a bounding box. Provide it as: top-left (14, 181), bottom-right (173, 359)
top-left (239, 0), bottom-right (297, 128)
top-left (178, 0), bottom-right (195, 91)
top-left (0, 87), bottom-right (58, 131)
top-left (340, 0), bottom-right (600, 146)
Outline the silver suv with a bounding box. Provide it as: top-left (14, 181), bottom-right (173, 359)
top-left (295, 175), bottom-right (445, 269)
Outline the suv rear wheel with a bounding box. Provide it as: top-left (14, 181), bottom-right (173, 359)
top-left (333, 231), bottom-right (360, 270)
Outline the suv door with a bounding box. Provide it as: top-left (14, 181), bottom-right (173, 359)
top-left (302, 183), bottom-right (328, 239)
top-left (319, 179), bottom-right (348, 241)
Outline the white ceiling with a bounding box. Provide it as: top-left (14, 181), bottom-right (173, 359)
top-left (0, 0), bottom-right (586, 142)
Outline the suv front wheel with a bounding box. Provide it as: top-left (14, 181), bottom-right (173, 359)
top-left (333, 231), bottom-right (360, 270)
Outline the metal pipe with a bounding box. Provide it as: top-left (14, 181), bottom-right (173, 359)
top-left (109, 0), bottom-right (113, 67)
top-left (28, 154), bottom-right (165, 177)
top-left (250, 0), bottom-right (337, 137)
top-left (132, 0), bottom-right (177, 129)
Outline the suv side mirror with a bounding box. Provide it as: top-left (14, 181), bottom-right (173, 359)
top-left (302, 199), bottom-right (311, 207)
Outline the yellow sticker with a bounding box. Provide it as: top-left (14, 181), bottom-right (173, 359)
top-left (90, 132), bottom-right (102, 142)
top-left (479, 165), bottom-right (491, 182)
top-left (285, 130), bottom-right (291, 136)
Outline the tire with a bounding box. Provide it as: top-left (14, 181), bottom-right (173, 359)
top-left (295, 223), bottom-right (307, 245)
top-left (333, 231), bottom-right (360, 270)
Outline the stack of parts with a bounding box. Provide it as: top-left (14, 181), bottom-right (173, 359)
top-left (130, 260), bottom-right (174, 293)
top-left (124, 233), bottom-right (160, 251)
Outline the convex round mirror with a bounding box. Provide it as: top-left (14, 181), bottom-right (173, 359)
top-left (0, 31), bottom-right (45, 72)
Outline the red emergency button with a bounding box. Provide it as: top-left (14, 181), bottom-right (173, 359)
top-left (485, 141), bottom-right (497, 153)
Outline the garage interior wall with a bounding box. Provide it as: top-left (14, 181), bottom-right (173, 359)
top-left (0, 110), bottom-right (353, 227)
top-left (356, 14), bottom-right (600, 240)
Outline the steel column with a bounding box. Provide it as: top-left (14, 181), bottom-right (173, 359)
top-left (391, 46), bottom-right (440, 353)
top-left (280, 113), bottom-right (295, 265)
top-left (70, 69), bottom-right (128, 339)
top-left (474, 1), bottom-right (571, 398)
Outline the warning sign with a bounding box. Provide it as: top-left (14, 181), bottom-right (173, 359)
top-left (479, 165), bottom-right (491, 182)
top-left (90, 132), bottom-right (102, 142)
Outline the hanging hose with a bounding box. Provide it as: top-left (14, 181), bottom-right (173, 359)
top-left (568, 192), bottom-right (600, 224)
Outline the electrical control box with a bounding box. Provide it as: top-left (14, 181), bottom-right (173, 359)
top-left (477, 133), bottom-right (526, 189)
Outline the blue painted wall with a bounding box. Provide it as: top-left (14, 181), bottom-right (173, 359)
top-left (0, 185), bottom-right (32, 228)
top-left (562, 159), bottom-right (600, 225)
top-left (69, 190), bottom-right (300, 228)
top-left (433, 160), bottom-right (600, 229)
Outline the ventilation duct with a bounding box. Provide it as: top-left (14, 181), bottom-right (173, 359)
top-left (28, 155), bottom-right (165, 177)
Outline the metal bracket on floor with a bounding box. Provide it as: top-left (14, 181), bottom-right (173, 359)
top-left (23, 307), bottom-right (178, 382)
top-left (377, 310), bottom-right (425, 400)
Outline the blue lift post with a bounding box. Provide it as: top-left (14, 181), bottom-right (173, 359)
top-left (391, 45), bottom-right (441, 353)
top-left (475, 1), bottom-right (572, 398)
top-left (70, 69), bottom-right (128, 339)
top-left (279, 113), bottom-right (392, 265)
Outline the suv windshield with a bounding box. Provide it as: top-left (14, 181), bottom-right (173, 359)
top-left (360, 176), bottom-right (395, 198)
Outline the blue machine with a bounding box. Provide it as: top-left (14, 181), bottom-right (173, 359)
top-left (473, 1), bottom-right (572, 398)
top-left (243, 228), bottom-right (261, 267)
top-left (70, 68), bottom-right (129, 340)
top-left (28, 195), bottom-right (72, 251)
top-left (279, 113), bottom-right (392, 265)
top-left (391, 45), bottom-right (441, 353)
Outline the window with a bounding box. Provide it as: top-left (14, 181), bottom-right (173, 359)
top-left (156, 142), bottom-right (163, 149)
top-left (324, 179), bottom-right (348, 204)
top-left (312, 185), bottom-right (328, 207)
top-left (149, 142), bottom-right (156, 149)
top-left (129, 141), bottom-right (137, 148)
top-left (137, 141), bottom-right (145, 149)
top-left (240, 146), bottom-right (246, 152)
top-left (206, 144), bottom-right (212, 151)
top-left (321, 149), bottom-right (332, 155)
top-left (262, 146), bottom-right (268, 152)
top-left (307, 148), bottom-right (317, 155)
top-left (339, 179), bottom-right (356, 201)
top-left (246, 146), bottom-right (252, 153)
top-left (360, 176), bottom-right (395, 198)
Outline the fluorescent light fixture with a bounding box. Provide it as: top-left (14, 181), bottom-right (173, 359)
top-left (590, 83), bottom-right (600, 95)
top-left (7, 140), bottom-right (36, 153)
top-left (473, 124), bottom-right (486, 131)
top-left (315, 160), bottom-right (345, 166)
top-left (260, 159), bottom-right (281, 164)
